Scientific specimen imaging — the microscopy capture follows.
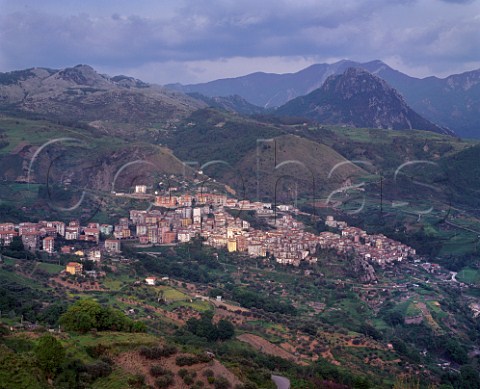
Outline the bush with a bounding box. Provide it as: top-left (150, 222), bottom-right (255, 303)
top-left (214, 376), bottom-right (231, 389)
top-left (83, 360), bottom-right (112, 379)
top-left (139, 346), bottom-right (161, 359)
top-left (183, 375), bottom-right (194, 385)
top-left (35, 334), bottom-right (65, 378)
top-left (85, 343), bottom-right (110, 358)
top-left (203, 369), bottom-right (214, 377)
top-left (150, 365), bottom-right (170, 377)
top-left (127, 373), bottom-right (145, 387)
top-left (162, 344), bottom-right (178, 356)
top-left (155, 374), bottom-right (174, 388)
top-left (178, 368), bottom-right (188, 378)
top-left (140, 345), bottom-right (178, 359)
top-left (175, 355), bottom-right (199, 366)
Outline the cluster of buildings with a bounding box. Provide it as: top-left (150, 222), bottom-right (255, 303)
top-left (0, 220), bottom-right (120, 254)
top-left (0, 192), bottom-right (417, 275)
top-left (318, 220), bottom-right (417, 265)
top-left (0, 220), bottom-right (121, 278)
top-left (127, 194), bottom-right (416, 267)
top-left (1, 221), bottom-right (82, 254)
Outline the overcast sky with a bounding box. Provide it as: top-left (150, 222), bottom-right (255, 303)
top-left (1, 0), bottom-right (479, 84)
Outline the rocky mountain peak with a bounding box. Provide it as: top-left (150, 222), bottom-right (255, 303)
top-left (53, 64), bottom-right (110, 87)
top-left (322, 67), bottom-right (397, 100)
top-left (0, 65), bottom-right (206, 133)
top-left (276, 68), bottom-right (453, 135)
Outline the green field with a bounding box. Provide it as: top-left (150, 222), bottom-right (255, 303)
top-left (0, 267), bottom-right (48, 290)
top-left (36, 262), bottom-right (63, 274)
top-left (322, 125), bottom-right (475, 154)
top-left (0, 117), bottom-right (93, 154)
top-left (457, 268), bottom-right (480, 285)
top-left (160, 286), bottom-right (189, 301)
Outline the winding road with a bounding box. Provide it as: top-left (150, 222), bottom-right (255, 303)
top-left (272, 374), bottom-right (291, 389)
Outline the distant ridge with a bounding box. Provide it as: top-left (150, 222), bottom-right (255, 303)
top-left (0, 64), bottom-right (205, 135)
top-left (275, 68), bottom-right (453, 135)
top-left (166, 60), bottom-right (411, 108)
top-left (167, 60), bottom-right (480, 138)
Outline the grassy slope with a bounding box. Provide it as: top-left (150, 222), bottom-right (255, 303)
top-left (237, 133), bottom-right (369, 200)
top-left (1, 110), bottom-right (480, 386)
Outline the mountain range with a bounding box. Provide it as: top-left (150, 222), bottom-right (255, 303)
top-left (0, 62), bottom-right (466, 137)
top-left (0, 64), bottom-right (205, 136)
top-left (168, 59), bottom-right (480, 138)
top-left (276, 67), bottom-right (452, 135)
top-left (2, 61), bottom-right (480, 389)
top-left (0, 62), bottom-right (468, 205)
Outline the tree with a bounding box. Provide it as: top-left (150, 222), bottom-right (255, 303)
top-left (186, 314), bottom-right (235, 342)
top-left (39, 302), bottom-right (67, 326)
top-left (59, 299), bottom-right (144, 333)
top-left (35, 334), bottom-right (65, 379)
top-left (83, 260), bottom-right (95, 271)
top-left (186, 314), bottom-right (219, 341)
top-left (384, 310), bottom-right (403, 326)
top-left (445, 338), bottom-right (468, 365)
top-left (9, 236), bottom-right (24, 252)
top-left (459, 365), bottom-right (480, 388)
top-left (98, 307), bottom-right (129, 331)
top-left (59, 299), bottom-right (101, 332)
top-left (217, 319), bottom-right (235, 341)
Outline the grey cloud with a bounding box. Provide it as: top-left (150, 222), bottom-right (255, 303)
top-left (438, 0), bottom-right (475, 4)
top-left (0, 0), bottom-right (479, 82)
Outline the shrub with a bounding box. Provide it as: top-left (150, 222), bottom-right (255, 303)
top-left (162, 344), bottom-right (178, 356)
top-left (175, 355), bottom-right (199, 366)
top-left (84, 360), bottom-right (112, 379)
top-left (140, 345), bottom-right (177, 359)
top-left (35, 334), bottom-right (65, 379)
top-left (139, 346), bottom-right (162, 359)
top-left (155, 374), bottom-right (174, 388)
top-left (183, 375), bottom-right (194, 385)
top-left (178, 368), bottom-right (188, 378)
top-left (85, 343), bottom-right (110, 358)
top-left (150, 365), bottom-right (170, 377)
top-left (214, 376), bottom-right (231, 389)
top-left (203, 369), bottom-right (214, 378)
top-left (127, 373), bottom-right (145, 387)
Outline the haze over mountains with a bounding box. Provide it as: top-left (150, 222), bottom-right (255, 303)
top-left (1, 60), bottom-right (480, 137)
top-left (169, 59), bottom-right (480, 138)
top-left (276, 68), bottom-right (452, 135)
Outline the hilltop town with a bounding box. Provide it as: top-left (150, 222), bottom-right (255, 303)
top-left (0, 188), bottom-right (417, 278)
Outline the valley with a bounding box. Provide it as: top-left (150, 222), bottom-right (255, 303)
top-left (0, 63), bottom-right (480, 388)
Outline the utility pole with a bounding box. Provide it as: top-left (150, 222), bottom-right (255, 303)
top-left (380, 174), bottom-right (384, 216)
top-left (274, 139), bottom-right (277, 167)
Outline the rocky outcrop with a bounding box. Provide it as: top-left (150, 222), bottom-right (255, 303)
top-left (276, 68), bottom-right (453, 135)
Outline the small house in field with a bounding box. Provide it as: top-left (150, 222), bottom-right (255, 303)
top-left (66, 262), bottom-right (83, 275)
top-left (145, 276), bottom-right (157, 286)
